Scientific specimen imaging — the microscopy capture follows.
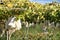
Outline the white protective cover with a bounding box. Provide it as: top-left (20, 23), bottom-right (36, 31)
top-left (15, 19), bottom-right (22, 30)
top-left (8, 16), bottom-right (22, 30)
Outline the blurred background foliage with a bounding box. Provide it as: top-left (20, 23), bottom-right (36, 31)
top-left (0, 0), bottom-right (60, 40)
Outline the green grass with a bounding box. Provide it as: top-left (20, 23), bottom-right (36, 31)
top-left (0, 24), bottom-right (60, 40)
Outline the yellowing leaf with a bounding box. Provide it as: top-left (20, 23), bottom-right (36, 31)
top-left (7, 3), bottom-right (13, 8)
